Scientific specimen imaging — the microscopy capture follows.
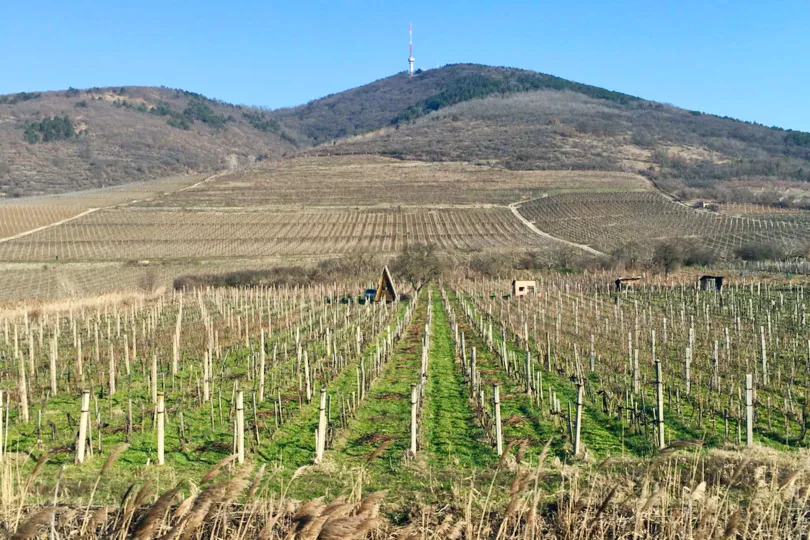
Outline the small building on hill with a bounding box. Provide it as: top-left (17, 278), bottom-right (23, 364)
top-left (373, 266), bottom-right (398, 303)
top-left (699, 275), bottom-right (724, 291)
top-left (614, 277), bottom-right (641, 291)
top-left (512, 280), bottom-right (536, 298)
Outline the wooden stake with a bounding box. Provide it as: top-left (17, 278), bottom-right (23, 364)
top-left (236, 390), bottom-right (245, 464)
top-left (410, 384), bottom-right (418, 456)
top-left (574, 382), bottom-right (584, 456)
top-left (493, 384), bottom-right (503, 456)
top-left (259, 329), bottom-right (266, 403)
top-left (157, 392), bottom-right (165, 465)
top-left (76, 390), bottom-right (90, 464)
top-left (654, 332), bottom-right (665, 450)
top-left (315, 389), bottom-right (327, 463)
top-left (746, 373), bottom-right (754, 447)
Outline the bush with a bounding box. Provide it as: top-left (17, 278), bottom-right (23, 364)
top-left (682, 242), bottom-right (718, 267)
top-left (23, 116), bottom-right (74, 143)
top-left (183, 98), bottom-right (226, 128)
top-left (167, 117), bottom-right (192, 130)
top-left (652, 240), bottom-right (683, 274)
top-left (735, 242), bottom-right (786, 262)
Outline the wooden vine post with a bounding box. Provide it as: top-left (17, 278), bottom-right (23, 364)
top-left (259, 329), bottom-right (266, 403)
top-left (315, 388), bottom-right (327, 463)
top-left (654, 331), bottom-right (665, 449)
top-left (573, 380), bottom-right (584, 456)
top-left (49, 336), bottom-right (58, 396)
top-left (108, 345), bottom-right (116, 396)
top-left (18, 355), bottom-right (28, 423)
top-left (157, 392), bottom-right (165, 465)
top-left (151, 355), bottom-right (158, 403)
top-left (410, 384), bottom-right (418, 456)
top-left (76, 390), bottom-right (90, 464)
top-left (0, 390), bottom-right (3, 463)
top-left (236, 390), bottom-right (245, 464)
top-left (745, 373), bottom-right (754, 447)
top-left (493, 384), bottom-right (503, 456)
top-left (760, 326), bottom-right (768, 386)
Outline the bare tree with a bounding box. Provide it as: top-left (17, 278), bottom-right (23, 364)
top-left (551, 245), bottom-right (578, 269)
top-left (652, 240), bottom-right (683, 276)
top-left (140, 269), bottom-right (160, 294)
top-left (392, 243), bottom-right (443, 294)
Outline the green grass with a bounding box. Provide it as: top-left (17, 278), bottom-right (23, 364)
top-left (423, 291), bottom-right (492, 467)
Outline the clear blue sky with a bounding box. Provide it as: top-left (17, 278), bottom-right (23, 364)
top-left (3, 1), bottom-right (808, 130)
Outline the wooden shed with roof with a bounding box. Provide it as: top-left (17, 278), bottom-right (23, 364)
top-left (699, 275), bottom-right (724, 291)
top-left (373, 266), bottom-right (398, 303)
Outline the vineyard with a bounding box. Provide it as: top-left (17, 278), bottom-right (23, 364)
top-left (1, 272), bottom-right (810, 537)
top-left (0, 206), bottom-right (559, 263)
top-left (0, 204), bottom-right (91, 240)
top-left (517, 191), bottom-right (810, 256)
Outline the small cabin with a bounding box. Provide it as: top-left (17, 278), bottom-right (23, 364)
top-left (614, 277), bottom-right (641, 291)
top-left (699, 275), bottom-right (724, 291)
top-left (512, 280), bottom-right (536, 298)
top-left (373, 266), bottom-right (398, 303)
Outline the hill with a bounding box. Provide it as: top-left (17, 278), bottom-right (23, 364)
top-left (0, 86), bottom-right (300, 197)
top-left (297, 64), bottom-right (810, 209)
top-left (4, 64), bottom-right (810, 208)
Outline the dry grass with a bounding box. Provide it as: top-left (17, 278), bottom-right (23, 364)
top-left (148, 155), bottom-right (650, 208)
top-left (0, 86), bottom-right (293, 198)
top-left (5, 447), bottom-right (810, 539)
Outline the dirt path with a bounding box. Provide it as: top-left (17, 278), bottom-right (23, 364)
top-left (507, 200), bottom-right (605, 256)
top-left (0, 208), bottom-right (100, 244)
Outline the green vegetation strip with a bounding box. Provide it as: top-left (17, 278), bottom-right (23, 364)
top-left (447, 290), bottom-right (561, 457)
top-left (328, 297), bottom-right (426, 467)
top-left (423, 290), bottom-right (491, 467)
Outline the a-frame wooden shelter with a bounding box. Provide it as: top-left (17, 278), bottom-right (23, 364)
top-left (374, 266), bottom-right (398, 303)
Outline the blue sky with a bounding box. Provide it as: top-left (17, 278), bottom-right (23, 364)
top-left (2, 1), bottom-right (808, 130)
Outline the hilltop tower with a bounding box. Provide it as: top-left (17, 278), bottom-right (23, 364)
top-left (408, 22), bottom-right (415, 76)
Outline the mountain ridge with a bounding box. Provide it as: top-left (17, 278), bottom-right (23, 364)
top-left (2, 64), bottom-right (809, 207)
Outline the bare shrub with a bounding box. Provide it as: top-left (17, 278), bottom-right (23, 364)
top-left (391, 243), bottom-right (443, 293)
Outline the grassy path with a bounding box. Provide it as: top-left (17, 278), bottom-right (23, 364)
top-left (255, 304), bottom-right (406, 469)
top-left (446, 289), bottom-right (561, 458)
top-left (423, 290), bottom-right (491, 467)
top-left (329, 297), bottom-right (427, 467)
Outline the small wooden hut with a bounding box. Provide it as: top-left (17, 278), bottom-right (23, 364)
top-left (373, 266), bottom-right (398, 303)
top-left (699, 275), bottom-right (724, 291)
